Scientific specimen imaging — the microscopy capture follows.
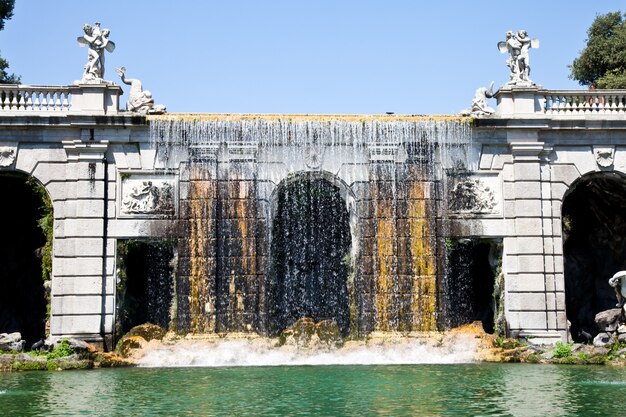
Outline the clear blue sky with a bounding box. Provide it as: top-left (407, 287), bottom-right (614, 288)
top-left (0, 1), bottom-right (621, 114)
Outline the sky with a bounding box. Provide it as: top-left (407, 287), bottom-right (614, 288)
top-left (0, 1), bottom-right (622, 114)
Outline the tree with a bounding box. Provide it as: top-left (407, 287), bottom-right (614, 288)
top-left (0, 0), bottom-right (19, 84)
top-left (570, 11), bottom-right (626, 88)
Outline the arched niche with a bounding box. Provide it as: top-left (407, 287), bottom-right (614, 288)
top-left (266, 171), bottom-right (358, 336)
top-left (562, 172), bottom-right (626, 341)
top-left (0, 171), bottom-right (52, 345)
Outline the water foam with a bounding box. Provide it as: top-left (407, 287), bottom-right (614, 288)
top-left (138, 334), bottom-right (478, 368)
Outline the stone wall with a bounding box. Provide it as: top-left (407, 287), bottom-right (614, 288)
top-left (3, 100), bottom-right (626, 345)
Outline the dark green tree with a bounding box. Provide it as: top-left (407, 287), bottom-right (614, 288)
top-left (570, 11), bottom-right (626, 88)
top-left (0, 0), bottom-right (19, 84)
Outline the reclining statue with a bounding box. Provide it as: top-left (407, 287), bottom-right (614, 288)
top-left (461, 82), bottom-right (495, 117)
top-left (115, 67), bottom-right (166, 114)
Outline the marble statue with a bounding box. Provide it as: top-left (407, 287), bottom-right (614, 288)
top-left (115, 67), bottom-right (166, 114)
top-left (498, 30), bottom-right (539, 86)
top-left (461, 82), bottom-right (495, 117)
top-left (77, 22), bottom-right (115, 82)
top-left (609, 271), bottom-right (626, 309)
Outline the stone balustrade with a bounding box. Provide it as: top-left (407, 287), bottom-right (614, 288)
top-left (543, 90), bottom-right (626, 115)
top-left (0, 85), bottom-right (72, 112)
top-left (0, 83), bottom-right (123, 116)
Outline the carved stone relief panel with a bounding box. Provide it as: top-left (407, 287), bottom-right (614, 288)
top-left (447, 173), bottom-right (502, 216)
top-left (119, 172), bottom-right (177, 217)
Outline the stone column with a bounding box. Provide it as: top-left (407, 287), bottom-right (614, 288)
top-left (52, 137), bottom-right (113, 348)
top-left (504, 132), bottom-right (563, 343)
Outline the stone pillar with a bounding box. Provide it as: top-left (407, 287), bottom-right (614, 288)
top-left (52, 138), bottom-right (113, 348)
top-left (215, 143), bottom-right (260, 333)
top-left (504, 132), bottom-right (563, 343)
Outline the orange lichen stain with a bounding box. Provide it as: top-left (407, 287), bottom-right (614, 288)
top-left (407, 182), bottom-right (436, 331)
top-left (374, 198), bottom-right (395, 332)
top-left (188, 176), bottom-right (216, 333)
top-left (230, 179), bottom-right (256, 331)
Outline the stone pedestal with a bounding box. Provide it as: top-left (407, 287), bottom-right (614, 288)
top-left (495, 85), bottom-right (544, 117)
top-left (70, 83), bottom-right (122, 115)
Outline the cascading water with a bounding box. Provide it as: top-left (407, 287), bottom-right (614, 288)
top-left (269, 175), bottom-right (351, 336)
top-left (145, 115), bottom-right (474, 346)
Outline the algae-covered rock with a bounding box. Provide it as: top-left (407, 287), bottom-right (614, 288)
top-left (48, 354), bottom-right (93, 371)
top-left (315, 320), bottom-right (342, 346)
top-left (279, 318), bottom-right (343, 347)
top-left (117, 336), bottom-right (148, 358)
top-left (126, 323), bottom-right (166, 342)
top-left (93, 352), bottom-right (135, 368)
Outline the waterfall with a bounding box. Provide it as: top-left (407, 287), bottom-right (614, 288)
top-left (147, 114), bottom-right (472, 335)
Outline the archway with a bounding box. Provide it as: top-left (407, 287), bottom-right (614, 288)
top-left (267, 173), bottom-right (352, 336)
top-left (115, 239), bottom-right (175, 339)
top-left (0, 172), bottom-right (51, 345)
top-left (562, 172), bottom-right (626, 342)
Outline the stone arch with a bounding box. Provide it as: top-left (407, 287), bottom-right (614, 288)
top-left (266, 171), bottom-right (359, 336)
top-left (0, 170), bottom-right (53, 345)
top-left (561, 171), bottom-right (626, 341)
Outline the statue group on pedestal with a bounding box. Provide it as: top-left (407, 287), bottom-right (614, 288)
top-left (76, 22), bottom-right (165, 114)
top-left (77, 22), bottom-right (115, 82)
top-left (498, 30), bottom-right (539, 86)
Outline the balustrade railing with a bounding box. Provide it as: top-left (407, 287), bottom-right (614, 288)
top-left (0, 85), bottom-right (73, 112)
top-left (543, 90), bottom-right (626, 115)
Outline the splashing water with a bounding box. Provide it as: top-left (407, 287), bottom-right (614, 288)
top-left (138, 332), bottom-right (479, 367)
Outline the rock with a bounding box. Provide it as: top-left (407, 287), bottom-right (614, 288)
top-left (9, 353), bottom-right (48, 371)
top-left (593, 332), bottom-right (613, 347)
top-left (50, 354), bottom-right (93, 371)
top-left (619, 333), bottom-right (626, 344)
top-left (117, 335), bottom-right (147, 358)
top-left (591, 346), bottom-right (610, 356)
top-left (279, 318), bottom-right (343, 348)
top-left (618, 324), bottom-right (626, 334)
top-left (0, 332), bottom-right (25, 352)
top-left (65, 338), bottom-right (97, 353)
top-left (315, 320), bottom-right (342, 346)
top-left (126, 323), bottom-right (166, 342)
top-left (595, 308), bottom-right (623, 332)
top-left (525, 344), bottom-right (544, 353)
top-left (540, 350), bottom-right (554, 360)
top-left (93, 352), bottom-right (135, 368)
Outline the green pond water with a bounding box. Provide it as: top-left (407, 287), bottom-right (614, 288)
top-left (1, 364), bottom-right (625, 416)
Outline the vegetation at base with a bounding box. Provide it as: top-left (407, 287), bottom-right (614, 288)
top-left (553, 341), bottom-right (573, 358)
top-left (570, 11), bottom-right (626, 88)
top-left (45, 339), bottom-right (75, 360)
top-left (494, 336), bottom-right (526, 349)
top-left (27, 177), bottom-right (54, 282)
top-left (0, 0), bottom-right (19, 84)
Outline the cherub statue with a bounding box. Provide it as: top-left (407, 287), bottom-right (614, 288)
top-left (497, 30), bottom-right (539, 86)
top-left (461, 82), bottom-right (495, 117)
top-left (77, 22), bottom-right (115, 82)
top-left (609, 270), bottom-right (626, 310)
top-left (115, 67), bottom-right (166, 114)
